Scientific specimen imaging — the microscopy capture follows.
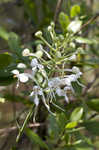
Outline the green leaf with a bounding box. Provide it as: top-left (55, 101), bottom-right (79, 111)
top-left (0, 27), bottom-right (9, 40)
top-left (25, 128), bottom-right (49, 150)
top-left (81, 121), bottom-right (99, 136)
top-left (59, 12), bottom-right (70, 32)
top-left (8, 32), bottom-right (21, 54)
top-left (72, 81), bottom-right (82, 95)
top-left (70, 107), bottom-right (83, 122)
top-left (75, 37), bottom-right (97, 44)
top-left (48, 114), bottom-right (60, 138)
top-left (0, 76), bottom-right (15, 86)
top-left (66, 121), bottom-right (78, 129)
top-left (24, 0), bottom-right (38, 24)
top-left (87, 99), bottom-right (99, 112)
top-left (74, 142), bottom-right (94, 150)
top-left (70, 5), bottom-right (80, 18)
top-left (85, 58), bottom-right (99, 65)
top-left (4, 93), bottom-right (32, 105)
top-left (0, 54), bottom-right (12, 69)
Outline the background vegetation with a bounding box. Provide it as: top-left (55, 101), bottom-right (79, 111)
top-left (0, 0), bottom-right (99, 150)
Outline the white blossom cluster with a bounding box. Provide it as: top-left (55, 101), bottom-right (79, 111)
top-left (11, 55), bottom-right (84, 118)
top-left (11, 22), bottom-right (85, 121)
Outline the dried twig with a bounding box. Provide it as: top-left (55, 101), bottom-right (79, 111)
top-left (74, 13), bottom-right (99, 36)
top-left (0, 123), bottom-right (45, 136)
top-left (54, 0), bottom-right (63, 23)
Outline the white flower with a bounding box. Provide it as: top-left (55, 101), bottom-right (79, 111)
top-left (30, 86), bottom-right (54, 114)
top-left (67, 20), bottom-right (82, 33)
top-left (17, 63), bottom-right (26, 69)
top-left (72, 66), bottom-right (80, 74)
top-left (31, 58), bottom-right (38, 67)
top-left (56, 87), bottom-right (69, 103)
top-left (11, 69), bottom-right (19, 75)
top-left (68, 54), bottom-right (77, 61)
top-left (18, 73), bottom-right (29, 83)
top-left (11, 69), bottom-right (30, 87)
top-left (31, 58), bottom-right (44, 70)
top-left (12, 69), bottom-right (29, 83)
top-left (48, 77), bottom-right (61, 88)
top-left (31, 58), bottom-right (47, 78)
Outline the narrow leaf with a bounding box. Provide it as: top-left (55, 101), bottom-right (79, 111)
top-left (25, 128), bottom-right (49, 150)
top-left (70, 107), bottom-right (83, 122)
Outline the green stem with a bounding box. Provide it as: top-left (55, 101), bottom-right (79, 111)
top-left (40, 36), bottom-right (56, 52)
top-left (16, 105), bottom-right (34, 142)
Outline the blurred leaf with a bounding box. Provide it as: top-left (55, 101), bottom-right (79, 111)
top-left (0, 53), bottom-right (12, 69)
top-left (70, 5), bottom-right (80, 18)
top-left (0, 26), bottom-right (9, 40)
top-left (74, 142), bottom-right (94, 150)
top-left (59, 12), bottom-right (70, 32)
top-left (0, 76), bottom-right (15, 86)
top-left (87, 99), bottom-right (99, 112)
top-left (57, 142), bottom-right (94, 150)
top-left (70, 107), bottom-right (83, 122)
top-left (58, 113), bottom-right (67, 130)
top-left (66, 121), bottom-right (78, 129)
top-left (81, 121), bottom-right (99, 136)
top-left (85, 58), bottom-right (99, 65)
top-left (75, 37), bottom-right (98, 44)
top-left (0, 67), bottom-right (16, 86)
top-left (48, 114), bottom-right (60, 138)
top-left (24, 0), bottom-right (38, 24)
top-left (72, 81), bottom-right (82, 95)
top-left (8, 32), bottom-right (21, 54)
top-left (4, 93), bottom-right (32, 105)
top-left (25, 128), bottom-right (49, 150)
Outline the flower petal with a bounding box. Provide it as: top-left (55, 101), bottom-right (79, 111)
top-left (19, 73), bottom-right (29, 83)
top-left (31, 58), bottom-right (38, 67)
top-left (11, 69), bottom-right (19, 75)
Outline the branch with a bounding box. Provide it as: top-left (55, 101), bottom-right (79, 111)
top-left (0, 123), bottom-right (45, 136)
top-left (74, 13), bottom-right (99, 36)
top-left (54, 0), bottom-right (63, 23)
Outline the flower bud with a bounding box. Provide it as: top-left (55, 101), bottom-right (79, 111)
top-left (48, 26), bottom-right (52, 32)
top-left (17, 63), bottom-right (26, 69)
top-left (22, 48), bottom-right (30, 56)
top-left (69, 42), bottom-right (76, 48)
top-left (35, 31), bottom-right (42, 38)
top-left (51, 22), bottom-right (55, 28)
top-left (69, 54), bottom-right (77, 61)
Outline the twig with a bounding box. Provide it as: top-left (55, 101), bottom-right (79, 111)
top-left (54, 0), bottom-right (63, 23)
top-left (0, 123), bottom-right (45, 136)
top-left (74, 13), bottom-right (99, 36)
top-left (82, 73), bottom-right (99, 96)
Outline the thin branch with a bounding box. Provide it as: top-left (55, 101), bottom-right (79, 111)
top-left (0, 123), bottom-right (45, 136)
top-left (54, 0), bottom-right (63, 23)
top-left (74, 13), bottom-right (99, 36)
top-left (82, 73), bottom-right (99, 96)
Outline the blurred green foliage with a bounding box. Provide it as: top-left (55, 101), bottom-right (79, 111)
top-left (0, 0), bottom-right (99, 150)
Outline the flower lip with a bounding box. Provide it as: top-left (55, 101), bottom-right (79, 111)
top-left (31, 58), bottom-right (38, 67)
top-left (18, 73), bottom-right (29, 83)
